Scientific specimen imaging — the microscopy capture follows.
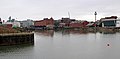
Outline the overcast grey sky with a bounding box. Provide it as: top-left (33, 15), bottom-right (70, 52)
top-left (0, 0), bottom-right (120, 21)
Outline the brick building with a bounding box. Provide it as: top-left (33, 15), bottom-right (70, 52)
top-left (34, 17), bottom-right (54, 29)
top-left (70, 21), bottom-right (89, 28)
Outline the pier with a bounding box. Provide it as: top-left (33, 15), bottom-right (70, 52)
top-left (0, 33), bottom-right (34, 46)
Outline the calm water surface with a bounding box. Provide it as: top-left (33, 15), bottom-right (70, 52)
top-left (0, 30), bottom-right (120, 59)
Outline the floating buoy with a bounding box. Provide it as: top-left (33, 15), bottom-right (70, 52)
top-left (107, 43), bottom-right (110, 46)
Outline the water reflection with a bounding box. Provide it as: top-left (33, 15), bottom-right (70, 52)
top-left (35, 30), bottom-right (92, 37)
top-left (0, 45), bottom-right (34, 59)
top-left (0, 44), bottom-right (34, 54)
top-left (35, 30), bottom-right (54, 37)
top-left (34, 31), bottom-right (120, 59)
top-left (99, 31), bottom-right (116, 34)
top-left (34, 29), bottom-right (118, 37)
top-left (1, 30), bottom-right (120, 59)
top-left (60, 29), bottom-right (88, 35)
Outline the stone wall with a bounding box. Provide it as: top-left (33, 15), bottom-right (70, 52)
top-left (0, 33), bottom-right (34, 45)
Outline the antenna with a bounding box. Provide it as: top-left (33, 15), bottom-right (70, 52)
top-left (68, 12), bottom-right (70, 19)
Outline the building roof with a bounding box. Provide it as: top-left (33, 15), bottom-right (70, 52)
top-left (100, 16), bottom-right (118, 21)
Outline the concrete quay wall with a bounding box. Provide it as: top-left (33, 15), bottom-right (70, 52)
top-left (0, 33), bottom-right (34, 46)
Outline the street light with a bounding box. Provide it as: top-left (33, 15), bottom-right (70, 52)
top-left (94, 11), bottom-right (97, 22)
top-left (94, 11), bottom-right (97, 31)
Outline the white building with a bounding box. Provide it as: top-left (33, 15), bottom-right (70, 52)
top-left (19, 19), bottom-right (34, 28)
top-left (4, 22), bottom-right (20, 27)
top-left (13, 22), bottom-right (21, 27)
top-left (100, 16), bottom-right (117, 28)
top-left (116, 19), bottom-right (120, 28)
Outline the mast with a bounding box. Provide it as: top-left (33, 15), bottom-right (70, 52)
top-left (68, 12), bottom-right (70, 19)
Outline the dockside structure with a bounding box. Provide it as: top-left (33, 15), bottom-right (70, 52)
top-left (0, 33), bottom-right (34, 45)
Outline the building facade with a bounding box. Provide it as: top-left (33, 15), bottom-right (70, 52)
top-left (100, 16), bottom-right (120, 28)
top-left (19, 19), bottom-right (34, 28)
top-left (34, 17), bottom-right (54, 29)
top-left (116, 19), bottom-right (120, 28)
top-left (4, 22), bottom-right (20, 28)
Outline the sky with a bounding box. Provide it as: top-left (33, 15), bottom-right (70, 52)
top-left (0, 0), bottom-right (120, 21)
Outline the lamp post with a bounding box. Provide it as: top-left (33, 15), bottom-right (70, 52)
top-left (94, 11), bottom-right (97, 31)
top-left (94, 11), bottom-right (97, 22)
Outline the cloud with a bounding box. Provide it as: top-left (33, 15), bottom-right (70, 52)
top-left (0, 0), bottom-right (120, 21)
